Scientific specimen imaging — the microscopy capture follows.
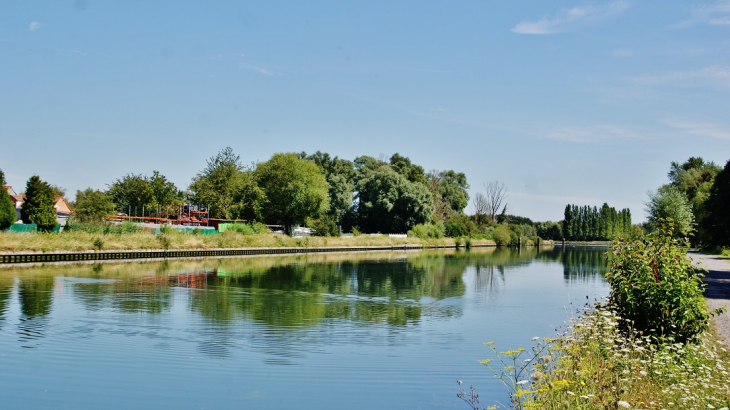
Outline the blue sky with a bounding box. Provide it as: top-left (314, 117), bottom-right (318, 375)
top-left (2, 1), bottom-right (729, 222)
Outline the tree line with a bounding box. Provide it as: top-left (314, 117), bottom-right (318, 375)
top-left (645, 156), bottom-right (730, 249)
top-left (1, 148), bottom-right (476, 236)
top-left (562, 204), bottom-right (632, 241)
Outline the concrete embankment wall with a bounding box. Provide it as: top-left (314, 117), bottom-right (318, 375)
top-left (0, 244), bottom-right (499, 266)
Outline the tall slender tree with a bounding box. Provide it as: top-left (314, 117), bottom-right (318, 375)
top-left (563, 205), bottom-right (573, 240)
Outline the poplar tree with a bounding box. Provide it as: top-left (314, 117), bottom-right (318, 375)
top-left (563, 205), bottom-right (573, 240)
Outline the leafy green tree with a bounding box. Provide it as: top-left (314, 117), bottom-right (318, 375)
top-left (20, 175), bottom-right (57, 232)
top-left (228, 171), bottom-right (266, 221)
top-left (255, 153), bottom-right (330, 234)
top-left (535, 221), bottom-right (562, 241)
top-left (353, 155), bottom-right (387, 182)
top-left (389, 153), bottom-right (427, 185)
top-left (49, 185), bottom-right (66, 198)
top-left (703, 159), bottom-right (730, 248)
top-left (356, 166), bottom-right (433, 233)
top-left (306, 151), bottom-right (356, 181)
top-left (108, 173), bottom-right (155, 216)
top-left (667, 157), bottom-right (721, 244)
top-left (305, 151), bottom-right (355, 225)
top-left (0, 169), bottom-right (16, 230)
top-left (149, 171), bottom-right (180, 215)
top-left (190, 147), bottom-right (245, 219)
top-left (428, 170), bottom-right (470, 219)
top-left (646, 185), bottom-right (695, 237)
top-left (73, 188), bottom-right (115, 222)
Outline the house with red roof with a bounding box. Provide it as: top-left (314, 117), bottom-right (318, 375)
top-left (4, 186), bottom-right (73, 226)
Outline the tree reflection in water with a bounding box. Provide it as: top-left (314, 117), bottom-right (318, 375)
top-left (17, 275), bottom-right (55, 348)
top-left (1, 246), bottom-right (608, 353)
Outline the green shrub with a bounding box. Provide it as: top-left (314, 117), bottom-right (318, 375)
top-left (92, 237), bottom-right (104, 250)
top-left (225, 222), bottom-right (269, 236)
top-left (310, 216), bottom-right (338, 237)
top-left (407, 222), bottom-right (445, 239)
top-left (491, 225), bottom-right (512, 246)
top-left (454, 236), bottom-right (463, 247)
top-left (444, 216), bottom-right (476, 238)
top-left (606, 219), bottom-right (714, 343)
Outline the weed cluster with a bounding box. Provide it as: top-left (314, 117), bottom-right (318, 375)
top-left (465, 302), bottom-right (730, 410)
top-left (223, 222), bottom-right (269, 235)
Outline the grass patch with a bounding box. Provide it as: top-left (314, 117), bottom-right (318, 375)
top-left (0, 229), bottom-right (496, 252)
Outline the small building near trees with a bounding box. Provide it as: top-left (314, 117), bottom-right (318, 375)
top-left (3, 186), bottom-right (73, 226)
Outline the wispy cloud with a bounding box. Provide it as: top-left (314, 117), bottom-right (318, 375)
top-left (599, 65), bottom-right (730, 103)
top-left (544, 124), bottom-right (645, 143)
top-left (627, 65), bottom-right (730, 89)
top-left (663, 119), bottom-right (730, 140)
top-left (512, 1), bottom-right (630, 35)
top-left (29, 21), bottom-right (44, 32)
top-left (238, 63), bottom-right (283, 76)
top-left (673, 0), bottom-right (730, 28)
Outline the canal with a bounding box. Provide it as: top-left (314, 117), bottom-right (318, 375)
top-left (0, 246), bottom-right (609, 409)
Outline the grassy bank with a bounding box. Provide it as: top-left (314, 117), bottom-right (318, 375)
top-left (0, 230), bottom-right (497, 253)
top-left (465, 227), bottom-right (730, 410)
top-left (467, 302), bottom-right (730, 410)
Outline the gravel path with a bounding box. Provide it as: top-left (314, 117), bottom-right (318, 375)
top-left (688, 251), bottom-right (730, 347)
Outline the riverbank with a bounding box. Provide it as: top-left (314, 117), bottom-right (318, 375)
top-left (0, 231), bottom-right (497, 253)
top-left (0, 231), bottom-right (513, 264)
top-left (489, 302), bottom-right (730, 410)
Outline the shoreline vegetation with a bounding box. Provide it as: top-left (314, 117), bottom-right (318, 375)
top-left (0, 229), bottom-right (508, 253)
top-left (462, 224), bottom-right (730, 410)
top-left (464, 302), bottom-right (730, 410)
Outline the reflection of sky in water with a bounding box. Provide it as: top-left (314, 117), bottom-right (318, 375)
top-left (0, 247), bottom-right (609, 410)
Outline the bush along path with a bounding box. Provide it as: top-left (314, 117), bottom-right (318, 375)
top-left (689, 250), bottom-right (730, 348)
top-left (461, 221), bottom-right (730, 410)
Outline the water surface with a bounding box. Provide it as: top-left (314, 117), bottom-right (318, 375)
top-left (0, 246), bottom-right (608, 409)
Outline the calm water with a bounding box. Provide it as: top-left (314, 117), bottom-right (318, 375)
top-left (0, 246), bottom-right (608, 410)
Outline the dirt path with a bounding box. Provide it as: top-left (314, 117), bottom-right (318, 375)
top-left (688, 251), bottom-right (730, 347)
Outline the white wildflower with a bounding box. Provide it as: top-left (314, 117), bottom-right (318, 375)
top-left (618, 400), bottom-right (631, 408)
